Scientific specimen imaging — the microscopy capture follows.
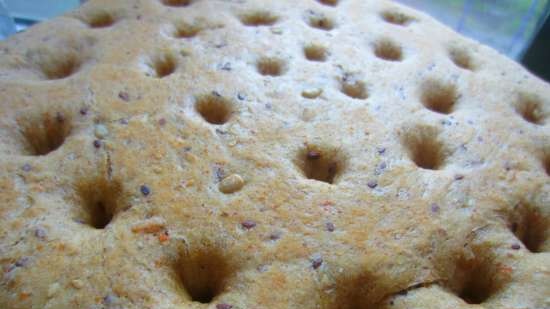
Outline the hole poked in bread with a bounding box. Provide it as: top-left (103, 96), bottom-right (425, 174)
top-left (401, 125), bottom-right (447, 170)
top-left (256, 57), bottom-right (286, 76)
top-left (381, 10), bottom-right (414, 26)
top-left (175, 245), bottom-right (234, 303)
top-left (304, 43), bottom-right (328, 62)
top-left (306, 11), bottom-right (335, 31)
top-left (18, 111), bottom-right (72, 156)
top-left (514, 93), bottom-right (547, 125)
top-left (83, 10), bottom-right (116, 28)
top-left (35, 51), bottom-right (83, 80)
top-left (75, 177), bottom-right (123, 229)
top-left (195, 93), bottom-right (233, 125)
top-left (296, 144), bottom-right (347, 184)
top-left (317, 0), bottom-right (339, 6)
top-left (340, 74), bottom-right (368, 99)
top-left (239, 10), bottom-right (279, 26)
top-left (26, 37), bottom-right (94, 81)
top-left (161, 0), bottom-right (192, 7)
top-left (508, 202), bottom-right (548, 253)
top-left (544, 154), bottom-right (550, 177)
top-left (172, 20), bottom-right (202, 38)
top-left (373, 38), bottom-right (403, 62)
top-left (454, 255), bottom-right (503, 304)
top-left (146, 50), bottom-right (177, 78)
top-left (328, 272), bottom-right (375, 309)
top-left (420, 79), bottom-right (458, 114)
top-left (448, 46), bottom-right (475, 71)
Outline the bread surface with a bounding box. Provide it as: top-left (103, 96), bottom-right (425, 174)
top-left (0, 0), bottom-right (549, 308)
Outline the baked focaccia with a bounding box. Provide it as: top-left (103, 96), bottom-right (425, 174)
top-left (0, 0), bottom-right (548, 308)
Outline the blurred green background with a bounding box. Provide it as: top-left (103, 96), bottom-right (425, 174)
top-left (397, 0), bottom-right (549, 58)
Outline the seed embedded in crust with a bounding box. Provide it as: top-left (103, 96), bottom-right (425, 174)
top-left (302, 87), bottom-right (323, 99)
top-left (34, 228), bottom-right (47, 240)
top-left (311, 256), bottom-right (323, 269)
top-left (218, 174), bottom-right (245, 194)
top-left (140, 185), bottom-right (151, 196)
top-left (242, 220), bottom-right (256, 229)
top-left (118, 91), bottom-right (130, 101)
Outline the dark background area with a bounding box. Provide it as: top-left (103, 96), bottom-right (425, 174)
top-left (523, 17), bottom-right (550, 81)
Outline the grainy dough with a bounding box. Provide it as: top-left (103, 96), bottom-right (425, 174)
top-left (0, 0), bottom-right (549, 308)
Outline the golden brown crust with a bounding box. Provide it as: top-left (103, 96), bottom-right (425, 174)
top-left (0, 0), bottom-right (549, 308)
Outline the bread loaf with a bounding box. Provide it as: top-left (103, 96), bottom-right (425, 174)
top-left (0, 0), bottom-right (548, 308)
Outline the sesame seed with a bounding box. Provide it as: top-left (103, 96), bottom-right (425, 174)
top-left (367, 180), bottom-right (378, 189)
top-left (94, 124), bottom-right (109, 139)
top-left (302, 87), bottom-right (322, 99)
top-left (219, 174), bottom-right (245, 194)
top-left (511, 243), bottom-right (521, 250)
top-left (93, 140), bottom-right (101, 148)
top-left (325, 222), bottom-right (335, 232)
